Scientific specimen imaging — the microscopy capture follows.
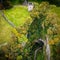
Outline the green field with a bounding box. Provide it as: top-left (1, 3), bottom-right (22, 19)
top-left (4, 5), bottom-right (31, 26)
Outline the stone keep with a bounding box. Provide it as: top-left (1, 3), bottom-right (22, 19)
top-left (28, 2), bottom-right (34, 11)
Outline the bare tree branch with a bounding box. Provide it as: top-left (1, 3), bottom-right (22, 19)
top-left (34, 47), bottom-right (42, 60)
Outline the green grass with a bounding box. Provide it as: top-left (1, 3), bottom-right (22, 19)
top-left (4, 5), bottom-right (31, 26)
top-left (0, 5), bottom-right (31, 44)
top-left (0, 15), bottom-right (12, 44)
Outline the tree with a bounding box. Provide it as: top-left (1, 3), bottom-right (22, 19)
top-left (27, 2), bottom-right (50, 42)
top-left (27, 2), bottom-right (60, 60)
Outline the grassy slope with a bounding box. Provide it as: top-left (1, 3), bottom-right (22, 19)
top-left (0, 14), bottom-right (12, 44)
top-left (0, 5), bottom-right (31, 44)
top-left (4, 5), bottom-right (31, 43)
top-left (4, 5), bottom-right (31, 26)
